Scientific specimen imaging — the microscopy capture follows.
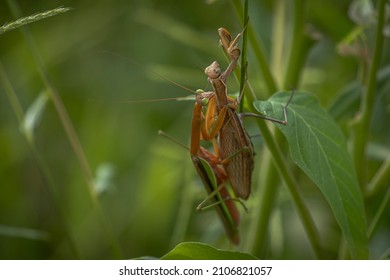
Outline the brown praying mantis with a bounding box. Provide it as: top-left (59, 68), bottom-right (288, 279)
top-left (124, 27), bottom-right (292, 244)
top-left (201, 27), bottom-right (292, 201)
top-left (159, 85), bottom-right (243, 244)
top-left (189, 91), bottom-right (241, 244)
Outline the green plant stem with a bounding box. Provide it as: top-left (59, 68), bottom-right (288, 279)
top-left (231, 0), bottom-right (281, 256)
top-left (283, 0), bottom-right (318, 89)
top-left (245, 150), bottom-right (280, 257)
top-left (278, 0), bottom-right (325, 258)
top-left (238, 0), bottom-right (249, 112)
top-left (268, 0), bottom-right (324, 258)
top-left (231, 0), bottom-right (277, 96)
top-left (169, 160), bottom-right (196, 247)
top-left (352, 0), bottom-right (387, 187)
top-left (367, 185), bottom-right (390, 239)
top-left (7, 0), bottom-right (122, 258)
top-left (6, 0), bottom-right (95, 197)
top-left (0, 62), bottom-right (81, 258)
top-left (283, 0), bottom-right (306, 88)
top-left (240, 0), bottom-right (285, 257)
top-left (271, 0), bottom-right (286, 88)
top-left (250, 107), bottom-right (324, 259)
top-left (366, 155), bottom-right (390, 198)
top-left (231, 2), bottom-right (282, 254)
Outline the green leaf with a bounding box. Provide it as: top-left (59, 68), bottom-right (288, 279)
top-left (254, 91), bottom-right (368, 259)
top-left (161, 242), bottom-right (257, 260)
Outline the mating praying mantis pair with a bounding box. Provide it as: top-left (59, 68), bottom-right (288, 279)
top-left (120, 25), bottom-right (292, 244)
top-left (179, 27), bottom-right (292, 244)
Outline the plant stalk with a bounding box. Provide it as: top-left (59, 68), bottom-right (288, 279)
top-left (352, 0), bottom-right (387, 187)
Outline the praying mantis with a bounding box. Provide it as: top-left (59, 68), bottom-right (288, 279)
top-left (189, 91), bottom-right (240, 244)
top-left (182, 28), bottom-right (251, 242)
top-left (180, 28), bottom-right (252, 244)
top-left (186, 27), bottom-right (292, 244)
top-left (201, 27), bottom-right (291, 200)
top-left (203, 60), bottom-right (254, 199)
top-left (200, 27), bottom-right (254, 200)
top-left (131, 27), bottom-right (292, 244)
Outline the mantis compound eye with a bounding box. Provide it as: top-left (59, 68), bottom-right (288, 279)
top-left (201, 98), bottom-right (209, 106)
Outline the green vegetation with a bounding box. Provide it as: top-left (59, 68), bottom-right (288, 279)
top-left (0, 0), bottom-right (389, 259)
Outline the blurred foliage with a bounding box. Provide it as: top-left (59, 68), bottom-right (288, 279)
top-left (0, 0), bottom-right (389, 259)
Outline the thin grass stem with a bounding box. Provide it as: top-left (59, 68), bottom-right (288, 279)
top-left (0, 6), bottom-right (71, 35)
top-left (0, 61), bottom-right (81, 258)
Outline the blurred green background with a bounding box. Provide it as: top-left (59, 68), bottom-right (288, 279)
top-left (1, 0), bottom-right (389, 259)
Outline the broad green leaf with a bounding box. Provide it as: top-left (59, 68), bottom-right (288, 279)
top-left (254, 91), bottom-right (368, 259)
top-left (161, 242), bottom-right (257, 260)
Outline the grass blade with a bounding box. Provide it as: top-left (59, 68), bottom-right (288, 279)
top-left (0, 6), bottom-right (71, 35)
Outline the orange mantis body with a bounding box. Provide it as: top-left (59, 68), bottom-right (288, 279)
top-left (154, 73), bottom-right (243, 243)
top-left (204, 61), bottom-right (254, 199)
top-left (190, 93), bottom-right (240, 243)
top-left (201, 28), bottom-right (291, 200)
top-left (136, 27), bottom-right (290, 244)
top-left (198, 27), bottom-right (255, 200)
top-left (181, 28), bottom-right (250, 242)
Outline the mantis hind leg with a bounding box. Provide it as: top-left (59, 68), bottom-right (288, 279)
top-left (240, 90), bottom-right (295, 125)
top-left (196, 181), bottom-right (248, 213)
